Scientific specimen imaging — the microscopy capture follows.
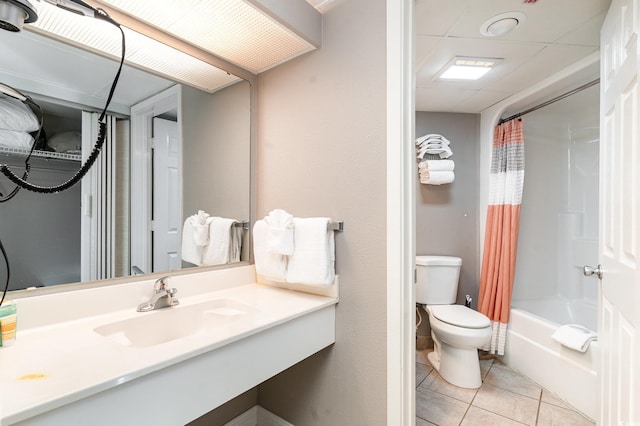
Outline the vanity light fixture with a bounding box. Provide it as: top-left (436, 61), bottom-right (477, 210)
top-left (28, 1), bottom-right (239, 93)
top-left (436, 56), bottom-right (502, 81)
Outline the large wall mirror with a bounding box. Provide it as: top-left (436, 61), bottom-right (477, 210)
top-left (0, 29), bottom-right (253, 294)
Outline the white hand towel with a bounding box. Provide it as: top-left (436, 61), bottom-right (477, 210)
top-left (202, 217), bottom-right (236, 265)
top-left (420, 170), bottom-right (455, 185)
top-left (192, 210), bottom-right (211, 247)
top-left (181, 215), bottom-right (203, 266)
top-left (264, 209), bottom-right (294, 255)
top-left (551, 324), bottom-right (597, 353)
top-left (418, 160), bottom-right (455, 171)
top-left (253, 219), bottom-right (287, 282)
top-left (286, 217), bottom-right (335, 286)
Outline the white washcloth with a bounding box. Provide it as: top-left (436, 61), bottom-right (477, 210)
top-left (264, 209), bottom-right (294, 255)
top-left (420, 170), bottom-right (455, 185)
top-left (286, 217), bottom-right (335, 286)
top-left (181, 215), bottom-right (204, 266)
top-left (551, 324), bottom-right (597, 353)
top-left (192, 210), bottom-right (211, 247)
top-left (253, 219), bottom-right (287, 281)
top-left (418, 160), bottom-right (455, 171)
top-left (202, 218), bottom-right (237, 265)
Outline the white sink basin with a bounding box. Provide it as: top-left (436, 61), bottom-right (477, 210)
top-left (94, 299), bottom-right (257, 348)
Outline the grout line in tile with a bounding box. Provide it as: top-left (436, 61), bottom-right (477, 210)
top-left (534, 388), bottom-right (542, 425)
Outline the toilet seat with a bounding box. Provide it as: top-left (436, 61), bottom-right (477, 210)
top-left (428, 305), bottom-right (490, 329)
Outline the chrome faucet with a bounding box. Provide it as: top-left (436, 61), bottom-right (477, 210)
top-left (136, 276), bottom-right (179, 312)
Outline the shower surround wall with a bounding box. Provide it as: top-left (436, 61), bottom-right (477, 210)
top-left (512, 83), bottom-right (599, 317)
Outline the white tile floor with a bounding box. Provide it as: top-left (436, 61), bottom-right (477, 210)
top-left (416, 349), bottom-right (595, 426)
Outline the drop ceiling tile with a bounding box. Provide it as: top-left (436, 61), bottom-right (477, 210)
top-left (554, 12), bottom-right (606, 46)
top-left (414, 0), bottom-right (470, 36)
top-left (416, 86), bottom-right (476, 112)
top-left (415, 35), bottom-right (443, 71)
top-left (453, 89), bottom-right (512, 113)
top-left (483, 44), bottom-right (599, 93)
top-left (415, 37), bottom-right (546, 88)
top-left (448, 0), bottom-right (610, 44)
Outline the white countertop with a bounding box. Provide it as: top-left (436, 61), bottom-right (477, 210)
top-left (0, 283), bottom-right (337, 424)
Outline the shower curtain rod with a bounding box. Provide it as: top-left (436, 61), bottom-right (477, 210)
top-left (498, 78), bottom-right (600, 125)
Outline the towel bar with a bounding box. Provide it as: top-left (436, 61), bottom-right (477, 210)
top-left (328, 221), bottom-right (344, 232)
top-left (233, 221), bottom-right (250, 230)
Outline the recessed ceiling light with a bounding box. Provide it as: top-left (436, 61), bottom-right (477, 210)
top-left (480, 12), bottom-right (526, 37)
top-left (436, 57), bottom-right (502, 81)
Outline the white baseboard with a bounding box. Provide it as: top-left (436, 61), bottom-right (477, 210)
top-left (224, 406), bottom-right (294, 426)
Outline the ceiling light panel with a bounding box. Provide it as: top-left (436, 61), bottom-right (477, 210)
top-left (436, 57), bottom-right (501, 81)
top-left (30, 3), bottom-right (239, 92)
top-left (98, 0), bottom-right (315, 73)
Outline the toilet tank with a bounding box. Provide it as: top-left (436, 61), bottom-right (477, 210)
top-left (416, 255), bottom-right (462, 305)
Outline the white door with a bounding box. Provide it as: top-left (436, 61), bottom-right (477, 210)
top-left (152, 117), bottom-right (181, 272)
top-left (599, 0), bottom-right (640, 423)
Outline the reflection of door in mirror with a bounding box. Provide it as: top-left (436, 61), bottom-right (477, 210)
top-left (152, 117), bottom-right (181, 273)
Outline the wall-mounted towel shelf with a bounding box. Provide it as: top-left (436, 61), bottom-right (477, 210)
top-left (0, 146), bottom-right (81, 162)
top-left (234, 221), bottom-right (250, 230)
top-left (328, 221), bottom-right (344, 232)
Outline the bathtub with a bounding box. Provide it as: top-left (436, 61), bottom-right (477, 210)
top-left (502, 299), bottom-right (598, 420)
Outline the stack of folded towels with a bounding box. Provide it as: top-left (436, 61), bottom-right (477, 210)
top-left (181, 210), bottom-right (242, 266)
top-left (415, 133), bottom-right (453, 159)
top-left (418, 159), bottom-right (455, 185)
top-left (253, 209), bottom-right (335, 286)
top-left (415, 133), bottom-right (456, 185)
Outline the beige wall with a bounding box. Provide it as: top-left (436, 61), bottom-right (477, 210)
top-left (182, 81), bottom-right (251, 223)
top-left (181, 81), bottom-right (252, 262)
top-left (255, 0), bottom-right (389, 424)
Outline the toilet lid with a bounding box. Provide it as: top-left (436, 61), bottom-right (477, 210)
top-left (429, 305), bottom-right (491, 329)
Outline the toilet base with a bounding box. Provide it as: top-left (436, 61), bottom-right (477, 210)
top-left (428, 335), bottom-right (483, 389)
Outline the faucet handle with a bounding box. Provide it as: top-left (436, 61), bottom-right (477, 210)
top-left (153, 275), bottom-right (171, 292)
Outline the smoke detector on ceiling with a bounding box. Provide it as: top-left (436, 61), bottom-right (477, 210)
top-left (480, 12), bottom-right (526, 37)
top-left (0, 0), bottom-right (37, 32)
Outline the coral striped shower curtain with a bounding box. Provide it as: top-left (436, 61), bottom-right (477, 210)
top-left (478, 118), bottom-right (525, 355)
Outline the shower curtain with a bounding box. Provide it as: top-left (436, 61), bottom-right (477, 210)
top-left (478, 118), bottom-right (525, 355)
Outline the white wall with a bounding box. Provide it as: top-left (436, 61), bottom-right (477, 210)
top-left (255, 0), bottom-right (389, 424)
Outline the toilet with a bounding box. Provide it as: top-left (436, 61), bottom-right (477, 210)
top-left (416, 255), bottom-right (492, 389)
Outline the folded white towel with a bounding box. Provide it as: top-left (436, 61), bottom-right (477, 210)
top-left (264, 209), bottom-right (294, 255)
top-left (418, 159), bottom-right (455, 171)
top-left (416, 134), bottom-right (450, 146)
top-left (202, 217), bottom-right (237, 266)
top-left (420, 170), bottom-right (455, 185)
top-left (551, 324), bottom-right (597, 353)
top-left (286, 217), bottom-right (335, 286)
top-left (416, 133), bottom-right (454, 160)
top-left (192, 210), bottom-right (211, 247)
top-left (253, 219), bottom-right (287, 282)
top-left (181, 215), bottom-right (204, 266)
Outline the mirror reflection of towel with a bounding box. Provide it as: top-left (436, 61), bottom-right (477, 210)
top-left (202, 218), bottom-right (237, 266)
